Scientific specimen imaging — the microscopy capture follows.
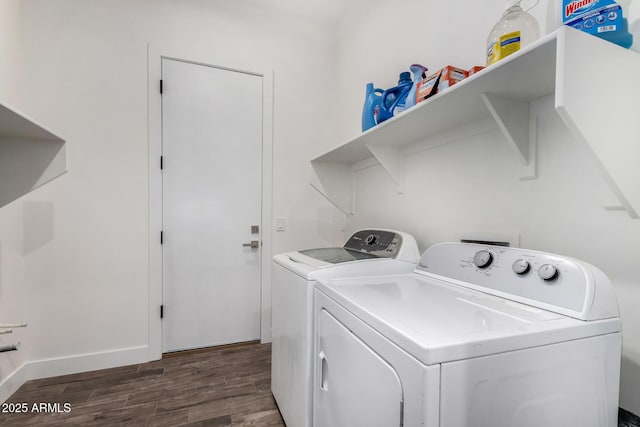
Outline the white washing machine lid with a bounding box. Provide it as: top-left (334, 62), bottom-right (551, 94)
top-left (316, 274), bottom-right (621, 365)
top-left (298, 247), bottom-right (379, 263)
top-left (274, 251), bottom-right (416, 281)
top-left (272, 229), bottom-right (420, 280)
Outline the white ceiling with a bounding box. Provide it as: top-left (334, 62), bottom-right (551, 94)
top-left (241, 0), bottom-right (347, 26)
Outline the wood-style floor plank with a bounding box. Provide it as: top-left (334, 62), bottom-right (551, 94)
top-left (0, 343), bottom-right (284, 426)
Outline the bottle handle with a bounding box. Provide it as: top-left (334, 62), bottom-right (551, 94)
top-left (380, 89), bottom-right (394, 108)
top-left (382, 85), bottom-right (413, 111)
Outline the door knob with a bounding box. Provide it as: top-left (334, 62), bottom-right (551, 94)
top-left (242, 240), bottom-right (260, 249)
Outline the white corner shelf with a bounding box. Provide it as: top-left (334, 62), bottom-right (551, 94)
top-left (0, 101), bottom-right (67, 207)
top-left (311, 27), bottom-right (640, 218)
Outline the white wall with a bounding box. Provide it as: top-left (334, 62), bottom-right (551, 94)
top-left (0, 0), bottom-right (30, 402)
top-left (0, 0), bottom-right (21, 102)
top-left (335, 0), bottom-right (640, 415)
top-left (0, 0), bottom-right (341, 383)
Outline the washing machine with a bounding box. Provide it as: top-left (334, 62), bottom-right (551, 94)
top-left (271, 229), bottom-right (420, 427)
top-left (314, 242), bottom-right (621, 427)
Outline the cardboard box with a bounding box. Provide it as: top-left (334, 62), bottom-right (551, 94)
top-left (468, 66), bottom-right (485, 76)
top-left (416, 66), bottom-right (468, 103)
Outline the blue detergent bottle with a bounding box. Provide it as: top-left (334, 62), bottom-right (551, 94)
top-left (556, 0), bottom-right (633, 49)
top-left (599, 18), bottom-right (634, 48)
top-left (597, 0), bottom-right (634, 48)
top-left (362, 83), bottom-right (384, 131)
top-left (403, 64), bottom-right (428, 112)
top-left (377, 72), bottom-right (412, 124)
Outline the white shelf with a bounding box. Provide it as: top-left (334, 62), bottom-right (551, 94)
top-left (0, 101), bottom-right (67, 207)
top-left (311, 27), bottom-right (640, 218)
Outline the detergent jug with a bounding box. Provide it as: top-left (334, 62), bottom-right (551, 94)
top-left (377, 72), bottom-right (412, 124)
top-left (362, 83), bottom-right (384, 131)
top-left (487, 0), bottom-right (540, 66)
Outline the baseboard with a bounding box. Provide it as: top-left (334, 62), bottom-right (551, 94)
top-left (620, 408), bottom-right (640, 427)
top-left (0, 345), bottom-right (149, 402)
top-left (25, 345), bottom-right (149, 380)
top-left (0, 363), bottom-right (28, 403)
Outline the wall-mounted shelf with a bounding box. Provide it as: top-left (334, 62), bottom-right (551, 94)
top-left (311, 27), bottom-right (640, 218)
top-left (0, 102), bottom-right (67, 207)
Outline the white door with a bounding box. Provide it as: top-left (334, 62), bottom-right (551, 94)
top-left (315, 309), bottom-right (404, 427)
top-left (161, 58), bottom-right (262, 353)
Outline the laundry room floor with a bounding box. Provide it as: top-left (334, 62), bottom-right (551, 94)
top-left (0, 343), bottom-right (284, 426)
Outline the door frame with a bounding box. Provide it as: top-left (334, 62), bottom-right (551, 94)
top-left (147, 45), bottom-right (274, 360)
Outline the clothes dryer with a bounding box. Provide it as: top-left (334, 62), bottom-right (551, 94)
top-left (314, 242), bottom-right (621, 427)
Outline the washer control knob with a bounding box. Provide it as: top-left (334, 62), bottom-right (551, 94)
top-left (512, 259), bottom-right (530, 275)
top-left (538, 264), bottom-right (559, 281)
top-left (365, 234), bottom-right (378, 245)
top-left (473, 250), bottom-right (493, 269)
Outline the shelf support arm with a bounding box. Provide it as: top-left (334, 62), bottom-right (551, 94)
top-left (310, 161), bottom-right (354, 216)
top-left (482, 93), bottom-right (536, 180)
top-left (365, 143), bottom-right (404, 194)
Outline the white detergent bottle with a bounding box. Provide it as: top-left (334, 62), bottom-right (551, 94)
top-left (487, 0), bottom-right (541, 66)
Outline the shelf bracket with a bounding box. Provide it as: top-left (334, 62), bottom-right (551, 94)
top-left (555, 27), bottom-right (640, 218)
top-left (366, 143), bottom-right (404, 194)
top-left (0, 136), bottom-right (67, 208)
top-left (310, 161), bottom-right (354, 216)
top-left (482, 93), bottom-right (536, 180)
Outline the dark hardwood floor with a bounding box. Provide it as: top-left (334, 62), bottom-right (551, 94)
top-left (0, 343), bottom-right (284, 426)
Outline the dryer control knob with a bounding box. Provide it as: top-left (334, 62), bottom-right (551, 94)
top-left (512, 259), bottom-right (530, 275)
top-left (473, 250), bottom-right (493, 268)
top-left (365, 234), bottom-right (378, 245)
top-left (538, 264), bottom-right (559, 281)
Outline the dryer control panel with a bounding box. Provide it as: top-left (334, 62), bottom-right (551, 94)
top-left (344, 230), bottom-right (403, 258)
top-left (416, 242), bottom-right (619, 321)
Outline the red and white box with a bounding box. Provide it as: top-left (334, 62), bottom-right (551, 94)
top-left (416, 65), bottom-right (468, 103)
top-left (468, 66), bottom-right (485, 76)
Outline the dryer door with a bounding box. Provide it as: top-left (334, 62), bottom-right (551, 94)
top-left (315, 309), bottom-right (404, 427)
